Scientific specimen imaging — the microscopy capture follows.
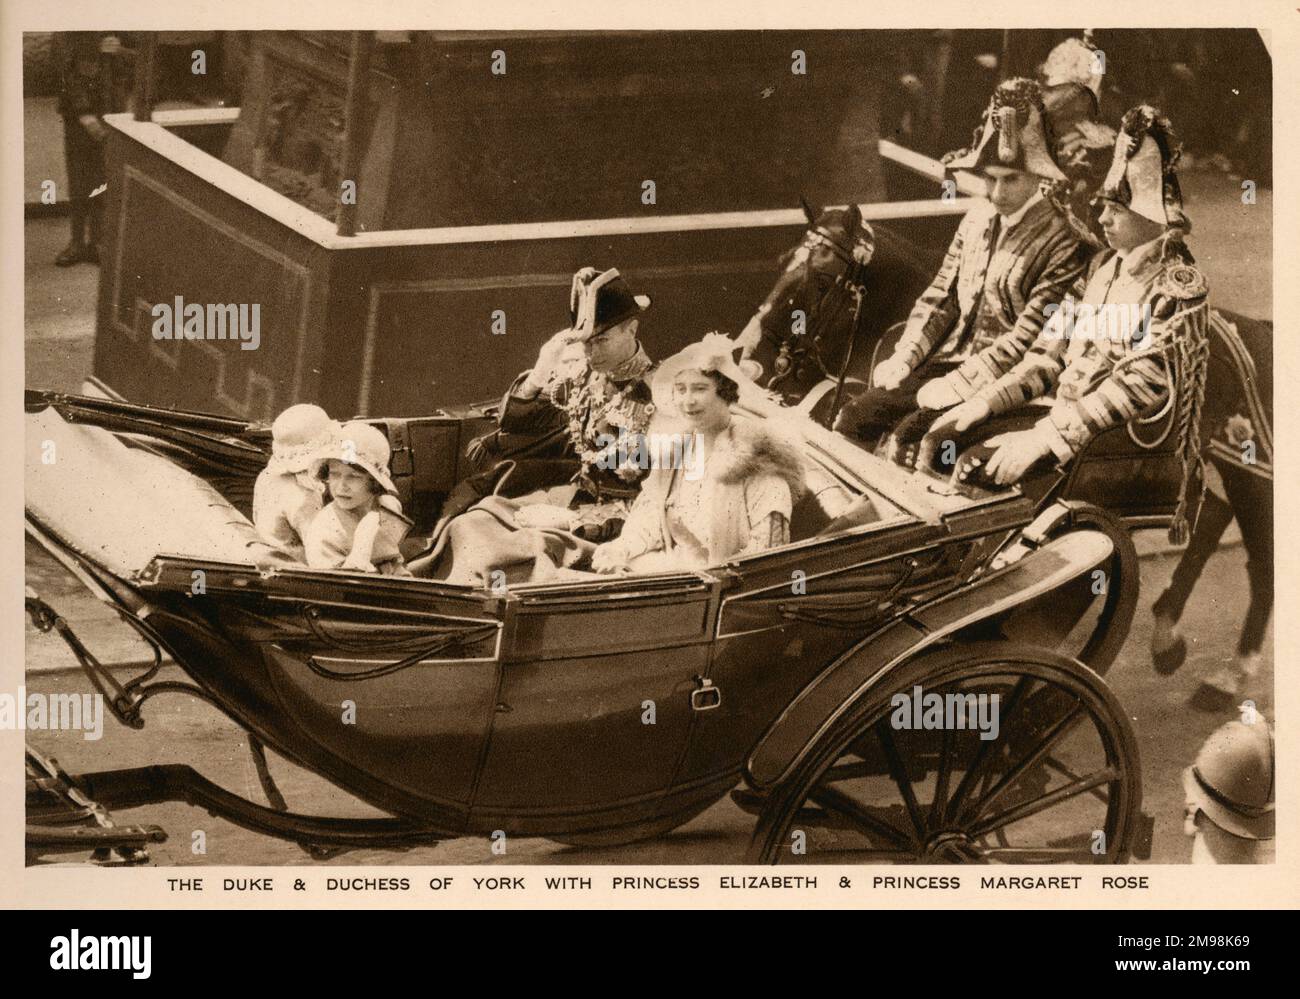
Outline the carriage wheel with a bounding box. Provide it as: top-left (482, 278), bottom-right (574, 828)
top-left (746, 640), bottom-right (1141, 864)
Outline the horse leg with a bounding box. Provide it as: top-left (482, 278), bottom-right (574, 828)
top-left (1187, 462), bottom-right (1274, 709)
top-left (1218, 463), bottom-right (1274, 658)
top-left (1150, 485), bottom-right (1233, 673)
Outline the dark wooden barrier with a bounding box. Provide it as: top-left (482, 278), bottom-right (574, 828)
top-left (93, 110), bottom-right (974, 422)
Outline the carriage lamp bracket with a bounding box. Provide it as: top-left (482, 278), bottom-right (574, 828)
top-left (691, 676), bottom-right (722, 711)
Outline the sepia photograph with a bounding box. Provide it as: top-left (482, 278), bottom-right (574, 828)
top-left (10, 5), bottom-right (1283, 904)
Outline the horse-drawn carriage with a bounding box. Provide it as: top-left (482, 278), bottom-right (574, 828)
top-left (27, 369), bottom-right (1150, 865)
top-left (25, 191), bottom-right (1271, 866)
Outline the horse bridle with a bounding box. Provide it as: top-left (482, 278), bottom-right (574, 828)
top-left (766, 225), bottom-right (870, 388)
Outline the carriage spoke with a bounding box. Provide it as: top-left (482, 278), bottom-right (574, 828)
top-left (875, 719), bottom-right (926, 838)
top-left (809, 785), bottom-right (915, 850)
top-left (1042, 755), bottom-right (1111, 803)
top-left (944, 674), bottom-right (1032, 823)
top-left (928, 726), bottom-right (954, 828)
top-left (959, 703), bottom-right (1085, 826)
top-left (968, 767), bottom-right (1120, 839)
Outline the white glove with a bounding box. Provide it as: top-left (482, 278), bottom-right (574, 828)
top-left (873, 356), bottom-right (912, 391)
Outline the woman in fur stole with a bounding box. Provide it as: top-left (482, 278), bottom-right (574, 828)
top-left (592, 333), bottom-right (807, 573)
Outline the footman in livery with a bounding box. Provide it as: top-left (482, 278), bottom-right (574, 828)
top-left (923, 106), bottom-right (1211, 544)
top-left (835, 77), bottom-right (1093, 452)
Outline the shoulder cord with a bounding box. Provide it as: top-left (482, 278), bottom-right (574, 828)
top-left (1106, 297), bottom-right (1210, 543)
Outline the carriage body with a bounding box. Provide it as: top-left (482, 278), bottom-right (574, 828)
top-left (25, 388), bottom-right (1143, 857)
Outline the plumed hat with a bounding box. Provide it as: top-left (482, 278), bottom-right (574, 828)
top-left (651, 332), bottom-right (764, 415)
top-left (1042, 36), bottom-right (1104, 102)
top-left (568, 267), bottom-right (652, 342)
top-left (1096, 105), bottom-right (1188, 229)
top-left (943, 78), bottom-right (1067, 183)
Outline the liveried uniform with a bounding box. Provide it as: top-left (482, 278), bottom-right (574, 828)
top-left (836, 193), bottom-right (1092, 446)
top-left (966, 233), bottom-right (1206, 463)
top-left (898, 194), bottom-right (1092, 377)
top-left (932, 232), bottom-right (1209, 513)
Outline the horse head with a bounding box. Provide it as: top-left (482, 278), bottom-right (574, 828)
top-left (737, 198), bottom-right (875, 404)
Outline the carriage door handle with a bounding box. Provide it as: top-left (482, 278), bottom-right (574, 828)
top-left (691, 676), bottom-right (722, 712)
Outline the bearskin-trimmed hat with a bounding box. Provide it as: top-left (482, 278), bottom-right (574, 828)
top-left (568, 267), bottom-right (652, 342)
top-left (1095, 105), bottom-right (1189, 229)
top-left (943, 78), bottom-right (1067, 183)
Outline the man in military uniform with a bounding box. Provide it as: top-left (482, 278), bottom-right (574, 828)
top-left (439, 267), bottom-right (656, 540)
top-left (921, 106), bottom-right (1210, 542)
top-left (835, 78), bottom-right (1095, 453)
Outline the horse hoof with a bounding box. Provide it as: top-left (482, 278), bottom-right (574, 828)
top-left (1152, 634), bottom-right (1188, 675)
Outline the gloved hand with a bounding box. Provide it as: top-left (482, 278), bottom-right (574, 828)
top-left (916, 377), bottom-right (963, 410)
top-left (981, 430), bottom-right (1051, 486)
top-left (523, 327), bottom-right (579, 395)
top-left (872, 355), bottom-right (911, 391)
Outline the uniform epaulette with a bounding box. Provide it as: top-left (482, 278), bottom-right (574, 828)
top-left (1157, 261), bottom-right (1208, 301)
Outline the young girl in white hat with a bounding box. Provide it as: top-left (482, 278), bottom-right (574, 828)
top-left (303, 421), bottom-right (412, 575)
top-left (252, 403), bottom-right (338, 562)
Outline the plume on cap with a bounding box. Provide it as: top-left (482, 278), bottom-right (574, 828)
top-left (943, 78), bottom-right (1067, 183)
top-left (1097, 105), bottom-right (1188, 229)
top-left (1042, 36), bottom-right (1104, 101)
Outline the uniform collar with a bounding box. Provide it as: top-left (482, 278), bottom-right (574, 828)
top-left (600, 342), bottom-right (652, 385)
top-left (1117, 231), bottom-right (1175, 277)
top-left (999, 190), bottom-right (1045, 231)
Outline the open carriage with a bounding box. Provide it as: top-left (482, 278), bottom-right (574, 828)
top-left (26, 380), bottom-right (1160, 865)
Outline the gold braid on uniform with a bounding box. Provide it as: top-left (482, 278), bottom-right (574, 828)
top-left (1166, 300), bottom-right (1211, 544)
top-left (1105, 242), bottom-right (1210, 544)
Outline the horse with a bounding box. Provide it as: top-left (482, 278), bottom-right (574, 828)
top-left (1151, 307), bottom-right (1274, 708)
top-left (735, 199), bottom-right (932, 426)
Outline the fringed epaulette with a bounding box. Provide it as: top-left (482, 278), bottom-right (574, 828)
top-left (1158, 262), bottom-right (1208, 302)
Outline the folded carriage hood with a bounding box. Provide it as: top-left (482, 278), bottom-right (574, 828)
top-left (26, 407), bottom-right (261, 579)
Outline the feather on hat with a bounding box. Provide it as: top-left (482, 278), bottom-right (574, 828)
top-left (943, 78), bottom-right (1067, 182)
top-left (1096, 105), bottom-right (1189, 229)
